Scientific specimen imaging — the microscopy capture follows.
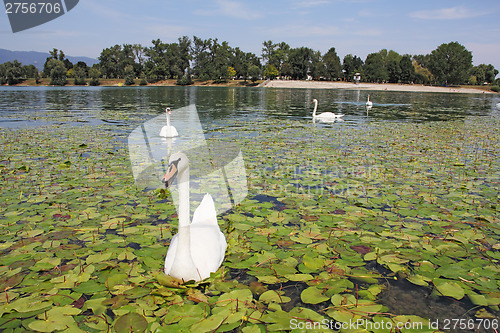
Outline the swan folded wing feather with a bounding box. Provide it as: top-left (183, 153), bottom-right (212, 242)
top-left (160, 125), bottom-right (178, 138)
top-left (191, 193), bottom-right (217, 225)
top-left (189, 225), bottom-right (227, 279)
top-left (163, 234), bottom-right (178, 275)
top-left (317, 112), bottom-right (343, 119)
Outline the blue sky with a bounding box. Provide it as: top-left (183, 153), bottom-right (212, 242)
top-left (2, 0), bottom-right (500, 70)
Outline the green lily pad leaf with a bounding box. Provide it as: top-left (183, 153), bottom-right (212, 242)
top-left (0, 273), bottom-right (24, 290)
top-left (260, 310), bottom-right (294, 330)
top-left (255, 275), bottom-right (280, 284)
top-left (241, 325), bottom-right (262, 333)
top-left (86, 252), bottom-right (113, 264)
top-left (433, 279), bottom-right (465, 300)
top-left (301, 253), bottom-right (325, 271)
top-left (191, 312), bottom-right (228, 332)
top-left (114, 312), bottom-right (148, 333)
top-left (29, 316), bottom-right (75, 332)
top-left (284, 273), bottom-right (313, 282)
top-left (393, 315), bottom-right (430, 331)
top-left (10, 296), bottom-right (52, 313)
top-left (301, 286), bottom-right (329, 304)
top-left (154, 272), bottom-right (187, 289)
top-left (325, 309), bottom-right (356, 323)
top-left (407, 274), bottom-right (429, 287)
top-left (186, 288), bottom-right (209, 304)
top-left (83, 297), bottom-right (107, 316)
top-left (467, 293), bottom-right (488, 306)
top-left (290, 234), bottom-right (313, 244)
top-left (218, 289), bottom-right (253, 309)
top-left (259, 290), bottom-right (291, 304)
top-left (364, 252), bottom-right (377, 261)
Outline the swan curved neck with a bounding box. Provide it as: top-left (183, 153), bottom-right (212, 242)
top-left (166, 111), bottom-right (171, 127)
top-left (312, 100), bottom-right (318, 118)
top-left (177, 165), bottom-right (190, 227)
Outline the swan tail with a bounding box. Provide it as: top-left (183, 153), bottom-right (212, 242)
top-left (191, 193), bottom-right (217, 225)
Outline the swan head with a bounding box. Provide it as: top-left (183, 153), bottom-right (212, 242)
top-left (166, 107), bottom-right (171, 114)
top-left (310, 99), bottom-right (318, 104)
top-left (162, 152), bottom-right (188, 188)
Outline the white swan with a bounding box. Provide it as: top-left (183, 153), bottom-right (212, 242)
top-left (160, 108), bottom-right (179, 138)
top-left (162, 152), bottom-right (226, 282)
top-left (366, 95), bottom-right (373, 108)
top-left (496, 102), bottom-right (500, 110)
top-left (311, 99), bottom-right (344, 122)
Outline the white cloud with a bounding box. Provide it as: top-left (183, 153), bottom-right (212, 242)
top-left (293, 0), bottom-right (329, 9)
top-left (410, 6), bottom-right (486, 20)
top-left (195, 0), bottom-right (262, 20)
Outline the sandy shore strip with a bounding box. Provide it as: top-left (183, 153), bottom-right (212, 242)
top-left (262, 80), bottom-right (493, 94)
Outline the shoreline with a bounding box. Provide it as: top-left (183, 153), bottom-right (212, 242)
top-left (3, 78), bottom-right (496, 94)
top-left (262, 80), bottom-right (495, 94)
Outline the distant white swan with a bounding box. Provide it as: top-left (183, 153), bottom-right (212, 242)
top-left (311, 99), bottom-right (344, 122)
top-left (160, 107), bottom-right (179, 138)
top-left (366, 95), bottom-right (373, 108)
top-left (496, 102), bottom-right (500, 109)
top-left (162, 152), bottom-right (227, 282)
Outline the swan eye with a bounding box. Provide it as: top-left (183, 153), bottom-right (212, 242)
top-left (162, 158), bottom-right (181, 187)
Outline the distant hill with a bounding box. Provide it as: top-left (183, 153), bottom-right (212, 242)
top-left (0, 49), bottom-right (99, 70)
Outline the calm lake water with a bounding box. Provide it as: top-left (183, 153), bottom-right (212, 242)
top-left (1, 86), bottom-right (499, 332)
top-left (0, 86), bottom-right (499, 132)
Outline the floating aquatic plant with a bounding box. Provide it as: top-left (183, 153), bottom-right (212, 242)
top-left (0, 113), bottom-right (499, 332)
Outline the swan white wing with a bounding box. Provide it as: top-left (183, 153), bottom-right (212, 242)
top-left (191, 193), bottom-right (217, 226)
top-left (189, 225), bottom-right (227, 279)
top-left (164, 233), bottom-right (179, 275)
top-left (160, 125), bottom-right (179, 138)
top-left (317, 112), bottom-right (343, 118)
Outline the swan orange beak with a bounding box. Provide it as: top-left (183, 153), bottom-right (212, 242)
top-left (161, 158), bottom-right (180, 188)
top-left (166, 107), bottom-right (171, 114)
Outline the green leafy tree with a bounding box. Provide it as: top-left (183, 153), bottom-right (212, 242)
top-left (471, 64), bottom-right (498, 84)
top-left (263, 64), bottom-right (279, 79)
top-left (192, 36), bottom-right (214, 80)
top-left (428, 42), bottom-right (473, 85)
top-left (288, 47), bottom-right (313, 80)
top-left (412, 60), bottom-right (433, 84)
top-left (364, 53), bottom-right (387, 83)
top-left (231, 47), bottom-right (250, 80)
top-left (6, 61), bottom-right (23, 85)
top-left (310, 50), bottom-right (326, 79)
top-left (248, 65), bottom-right (261, 82)
top-left (46, 59), bottom-right (67, 85)
top-left (413, 54), bottom-right (431, 69)
top-left (43, 48), bottom-right (68, 78)
top-left (89, 67), bottom-right (101, 86)
top-left (22, 64), bottom-right (38, 79)
top-left (124, 65), bottom-right (135, 85)
top-left (261, 41), bottom-right (290, 73)
top-left (280, 62), bottom-right (293, 79)
top-left (99, 45), bottom-right (122, 79)
top-left (177, 36), bottom-right (192, 76)
top-left (399, 55), bottom-right (415, 84)
top-left (385, 50), bottom-right (402, 83)
top-left (323, 47), bottom-right (341, 80)
top-left (342, 54), bottom-right (363, 81)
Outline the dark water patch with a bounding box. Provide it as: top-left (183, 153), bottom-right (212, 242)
top-left (252, 194), bottom-right (286, 211)
top-left (368, 262), bottom-right (499, 333)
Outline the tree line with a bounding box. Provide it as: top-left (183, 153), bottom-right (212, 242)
top-left (1, 37), bottom-right (499, 90)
